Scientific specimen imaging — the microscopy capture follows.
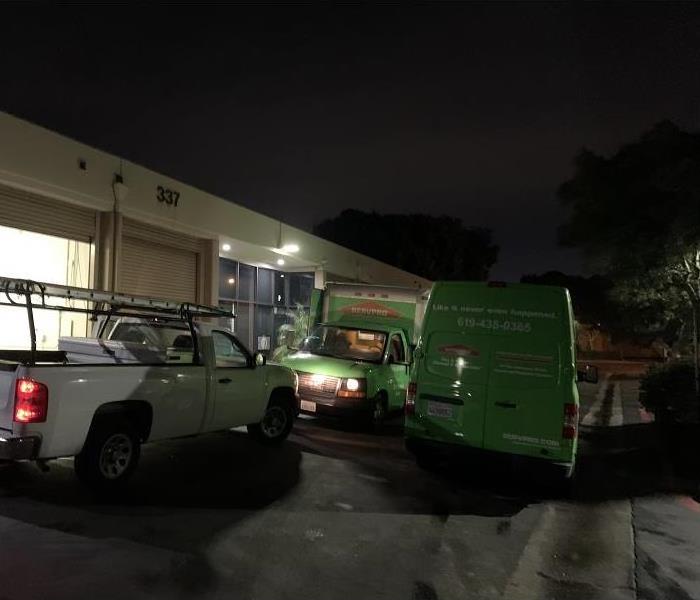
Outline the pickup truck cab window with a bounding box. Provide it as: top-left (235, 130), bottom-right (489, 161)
top-left (212, 330), bottom-right (250, 368)
top-left (108, 321), bottom-right (195, 364)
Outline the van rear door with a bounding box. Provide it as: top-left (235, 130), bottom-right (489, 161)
top-left (483, 342), bottom-right (566, 459)
top-left (481, 287), bottom-right (575, 462)
top-left (418, 330), bottom-right (489, 447)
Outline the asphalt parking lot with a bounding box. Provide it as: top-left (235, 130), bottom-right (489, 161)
top-left (1, 378), bottom-right (699, 600)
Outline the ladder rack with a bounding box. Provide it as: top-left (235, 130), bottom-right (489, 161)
top-left (0, 276), bottom-right (234, 363)
top-left (0, 277), bottom-right (232, 319)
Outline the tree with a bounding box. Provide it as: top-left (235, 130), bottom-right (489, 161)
top-left (313, 210), bottom-right (499, 281)
top-left (520, 271), bottom-right (618, 329)
top-left (558, 121), bottom-right (700, 397)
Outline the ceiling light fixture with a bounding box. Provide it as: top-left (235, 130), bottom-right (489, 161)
top-left (276, 258), bottom-right (285, 266)
top-left (222, 243), bottom-right (231, 252)
top-left (281, 243), bottom-right (299, 253)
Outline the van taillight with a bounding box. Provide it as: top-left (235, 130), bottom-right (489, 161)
top-left (562, 403), bottom-right (578, 440)
top-left (405, 382), bottom-right (417, 415)
top-left (14, 378), bottom-right (48, 423)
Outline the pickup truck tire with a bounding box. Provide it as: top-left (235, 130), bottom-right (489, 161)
top-left (247, 394), bottom-right (295, 445)
top-left (74, 418), bottom-right (141, 490)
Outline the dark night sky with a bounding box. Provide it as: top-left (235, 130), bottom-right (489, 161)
top-left (3, 4), bottom-right (700, 280)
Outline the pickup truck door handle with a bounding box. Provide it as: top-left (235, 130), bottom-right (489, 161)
top-left (218, 377), bottom-right (233, 384)
top-left (494, 401), bottom-right (517, 409)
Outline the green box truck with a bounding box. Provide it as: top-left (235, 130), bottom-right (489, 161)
top-left (405, 281), bottom-right (597, 480)
top-left (281, 283), bottom-right (428, 428)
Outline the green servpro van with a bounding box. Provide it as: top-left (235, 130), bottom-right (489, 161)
top-left (281, 283), bottom-right (427, 427)
top-left (405, 281), bottom-right (597, 479)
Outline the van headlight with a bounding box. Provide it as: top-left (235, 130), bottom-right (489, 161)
top-left (338, 377), bottom-right (366, 398)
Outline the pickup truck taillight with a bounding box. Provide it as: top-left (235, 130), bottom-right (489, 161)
top-left (14, 378), bottom-right (48, 423)
top-left (405, 382), bottom-right (417, 415)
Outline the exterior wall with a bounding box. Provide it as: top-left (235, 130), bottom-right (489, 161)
top-left (0, 111), bottom-right (430, 290)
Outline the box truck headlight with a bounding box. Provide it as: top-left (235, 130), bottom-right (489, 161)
top-left (338, 378), bottom-right (366, 398)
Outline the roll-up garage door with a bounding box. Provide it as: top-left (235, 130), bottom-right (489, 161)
top-left (119, 218), bottom-right (200, 303)
top-left (0, 183), bottom-right (96, 242)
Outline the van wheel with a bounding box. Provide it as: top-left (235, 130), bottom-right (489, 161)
top-left (406, 438), bottom-right (439, 471)
top-left (74, 418), bottom-right (140, 491)
top-left (248, 395), bottom-right (295, 445)
top-left (544, 463), bottom-right (576, 498)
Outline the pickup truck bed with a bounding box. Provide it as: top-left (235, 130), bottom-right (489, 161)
top-left (58, 337), bottom-right (169, 364)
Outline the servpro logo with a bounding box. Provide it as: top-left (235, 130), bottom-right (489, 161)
top-left (340, 301), bottom-right (401, 319)
top-left (438, 344), bottom-right (480, 357)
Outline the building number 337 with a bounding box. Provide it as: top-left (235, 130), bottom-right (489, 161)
top-left (157, 185), bottom-right (180, 207)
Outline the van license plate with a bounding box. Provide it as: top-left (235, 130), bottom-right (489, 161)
top-left (427, 402), bottom-right (453, 418)
top-left (300, 400), bottom-right (317, 413)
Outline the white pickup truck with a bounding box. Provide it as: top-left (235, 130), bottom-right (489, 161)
top-left (0, 278), bottom-right (298, 490)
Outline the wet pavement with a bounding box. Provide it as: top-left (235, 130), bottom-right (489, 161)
top-left (0, 374), bottom-right (699, 599)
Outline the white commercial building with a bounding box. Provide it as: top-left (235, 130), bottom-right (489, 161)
top-left (0, 111), bottom-right (429, 352)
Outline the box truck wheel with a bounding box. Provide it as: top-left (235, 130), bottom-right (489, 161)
top-left (367, 394), bottom-right (388, 432)
top-left (74, 417), bottom-right (140, 490)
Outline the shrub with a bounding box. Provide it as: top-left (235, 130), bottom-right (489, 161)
top-left (640, 361), bottom-right (697, 419)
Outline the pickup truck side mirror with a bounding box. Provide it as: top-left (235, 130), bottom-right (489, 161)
top-left (577, 364), bottom-right (598, 384)
top-left (254, 352), bottom-right (266, 367)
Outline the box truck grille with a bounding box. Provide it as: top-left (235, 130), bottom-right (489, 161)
top-left (297, 372), bottom-right (340, 397)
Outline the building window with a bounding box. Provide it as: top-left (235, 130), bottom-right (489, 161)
top-left (238, 263), bottom-right (255, 302)
top-left (218, 258), bottom-right (313, 354)
top-left (219, 259), bottom-right (238, 301)
top-left (257, 268), bottom-right (274, 305)
top-left (289, 272), bottom-right (314, 306)
top-left (235, 301), bottom-right (252, 349)
top-left (274, 272), bottom-right (286, 305)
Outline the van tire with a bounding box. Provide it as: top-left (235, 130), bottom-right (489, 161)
top-left (74, 417), bottom-right (140, 491)
top-left (406, 438), bottom-right (439, 471)
top-left (248, 394), bottom-right (295, 445)
top-left (546, 463), bottom-right (576, 498)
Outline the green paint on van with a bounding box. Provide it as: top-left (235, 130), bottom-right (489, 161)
top-left (405, 281), bottom-right (579, 476)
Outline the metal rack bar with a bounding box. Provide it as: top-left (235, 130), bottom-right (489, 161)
top-left (0, 276), bottom-right (233, 320)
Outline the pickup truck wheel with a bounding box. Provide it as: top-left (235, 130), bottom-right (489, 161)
top-left (74, 418), bottom-right (140, 490)
top-left (247, 396), bottom-right (294, 445)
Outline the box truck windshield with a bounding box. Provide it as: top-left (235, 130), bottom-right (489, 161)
top-left (298, 325), bottom-right (387, 363)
